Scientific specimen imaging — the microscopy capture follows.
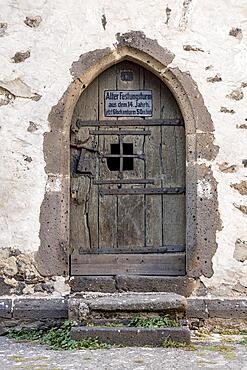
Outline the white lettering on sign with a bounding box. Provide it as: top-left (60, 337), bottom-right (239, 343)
top-left (104, 90), bottom-right (153, 117)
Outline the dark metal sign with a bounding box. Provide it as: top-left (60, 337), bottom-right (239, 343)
top-left (104, 90), bottom-right (153, 117)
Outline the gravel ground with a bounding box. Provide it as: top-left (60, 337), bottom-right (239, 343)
top-left (0, 336), bottom-right (246, 370)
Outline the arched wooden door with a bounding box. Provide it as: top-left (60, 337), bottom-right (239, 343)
top-left (70, 61), bottom-right (186, 276)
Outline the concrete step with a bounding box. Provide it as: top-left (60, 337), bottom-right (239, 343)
top-left (71, 326), bottom-right (191, 346)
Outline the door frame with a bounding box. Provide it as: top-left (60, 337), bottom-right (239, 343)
top-left (37, 32), bottom-right (220, 293)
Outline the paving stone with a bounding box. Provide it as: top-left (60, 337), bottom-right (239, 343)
top-left (71, 326), bottom-right (191, 346)
top-left (1, 336), bottom-right (247, 370)
top-left (13, 297), bottom-right (68, 319)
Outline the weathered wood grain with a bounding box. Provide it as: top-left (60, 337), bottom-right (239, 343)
top-left (144, 69), bottom-right (162, 248)
top-left (71, 253), bottom-right (186, 275)
top-left (98, 65), bottom-right (118, 248)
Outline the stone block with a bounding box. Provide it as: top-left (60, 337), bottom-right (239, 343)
top-left (68, 298), bottom-right (89, 322)
top-left (0, 278), bottom-right (12, 295)
top-left (187, 298), bottom-right (208, 319)
top-left (206, 299), bottom-right (247, 319)
top-left (13, 298), bottom-right (68, 320)
top-left (70, 276), bottom-right (116, 293)
top-left (0, 298), bottom-right (12, 318)
top-left (71, 326), bottom-right (191, 346)
top-left (116, 275), bottom-right (196, 296)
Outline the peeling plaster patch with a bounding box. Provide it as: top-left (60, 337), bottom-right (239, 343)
top-left (230, 181), bottom-right (247, 195)
top-left (0, 87), bottom-right (14, 106)
top-left (220, 107), bottom-right (235, 114)
top-left (207, 74), bottom-right (222, 83)
top-left (12, 50), bottom-right (30, 63)
top-left (197, 179), bottom-right (213, 199)
top-left (226, 88), bottom-right (244, 101)
top-left (229, 27), bottom-right (243, 40)
top-left (23, 155), bottom-right (32, 163)
top-left (0, 78), bottom-right (41, 101)
top-left (101, 14), bottom-right (107, 30)
top-left (0, 22), bottom-right (7, 37)
top-left (233, 204), bottom-right (247, 215)
top-left (24, 15), bottom-right (42, 28)
top-left (183, 44), bottom-right (204, 52)
top-left (234, 239), bottom-right (247, 262)
top-left (45, 175), bottom-right (62, 192)
top-left (243, 160), bottom-right (247, 168)
top-left (237, 123), bottom-right (247, 129)
top-left (179, 0), bottom-right (192, 31)
top-left (27, 121), bottom-right (39, 133)
top-left (165, 7), bottom-right (171, 25)
top-left (218, 162), bottom-right (237, 173)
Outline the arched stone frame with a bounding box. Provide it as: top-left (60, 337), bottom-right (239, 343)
top-left (37, 32), bottom-right (221, 293)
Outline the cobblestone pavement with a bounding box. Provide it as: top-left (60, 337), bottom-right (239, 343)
top-left (0, 336), bottom-right (246, 370)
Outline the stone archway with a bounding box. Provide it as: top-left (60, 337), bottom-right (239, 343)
top-left (37, 31), bottom-right (220, 295)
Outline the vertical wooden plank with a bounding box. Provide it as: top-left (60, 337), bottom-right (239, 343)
top-left (70, 177), bottom-right (91, 252)
top-left (160, 84), bottom-right (182, 120)
top-left (160, 83), bottom-right (186, 247)
top-left (70, 78), bottom-right (99, 253)
top-left (144, 69), bottom-right (162, 248)
top-left (175, 126), bottom-right (186, 187)
top-left (161, 126), bottom-right (177, 186)
top-left (116, 61), bottom-right (145, 249)
top-left (98, 65), bottom-right (118, 249)
top-left (163, 194), bottom-right (186, 246)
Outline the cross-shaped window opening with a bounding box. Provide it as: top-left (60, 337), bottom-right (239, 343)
top-left (107, 143), bottom-right (134, 171)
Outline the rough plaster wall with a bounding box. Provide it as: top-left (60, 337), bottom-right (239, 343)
top-left (0, 0), bottom-right (246, 295)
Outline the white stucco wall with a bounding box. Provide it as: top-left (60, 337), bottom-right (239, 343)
top-left (0, 0), bottom-right (246, 296)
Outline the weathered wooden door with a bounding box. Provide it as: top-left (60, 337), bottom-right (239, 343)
top-left (70, 61), bottom-right (186, 276)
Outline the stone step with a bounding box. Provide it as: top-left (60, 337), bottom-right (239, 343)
top-left (71, 326), bottom-right (191, 347)
top-left (69, 292), bottom-right (187, 324)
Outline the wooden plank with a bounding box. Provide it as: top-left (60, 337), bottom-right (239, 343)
top-left (99, 187), bottom-right (185, 196)
top-left (72, 79), bottom-right (99, 148)
top-left (70, 78), bottom-right (99, 252)
top-left (163, 194), bottom-right (186, 246)
top-left (71, 253), bottom-right (186, 276)
top-left (76, 118), bottom-right (182, 127)
top-left (144, 69), bottom-right (163, 248)
top-left (98, 64), bottom-right (118, 249)
top-left (160, 84), bottom-right (182, 120)
top-left (116, 61), bottom-right (145, 249)
top-left (175, 126), bottom-right (186, 187)
top-left (93, 179), bottom-right (154, 185)
top-left (76, 245), bottom-right (185, 254)
top-left (162, 126), bottom-right (177, 186)
top-left (89, 130), bottom-right (151, 136)
top-left (160, 82), bottom-right (185, 247)
top-left (70, 177), bottom-right (91, 252)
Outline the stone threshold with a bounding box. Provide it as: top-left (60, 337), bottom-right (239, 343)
top-left (0, 296), bottom-right (246, 321)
